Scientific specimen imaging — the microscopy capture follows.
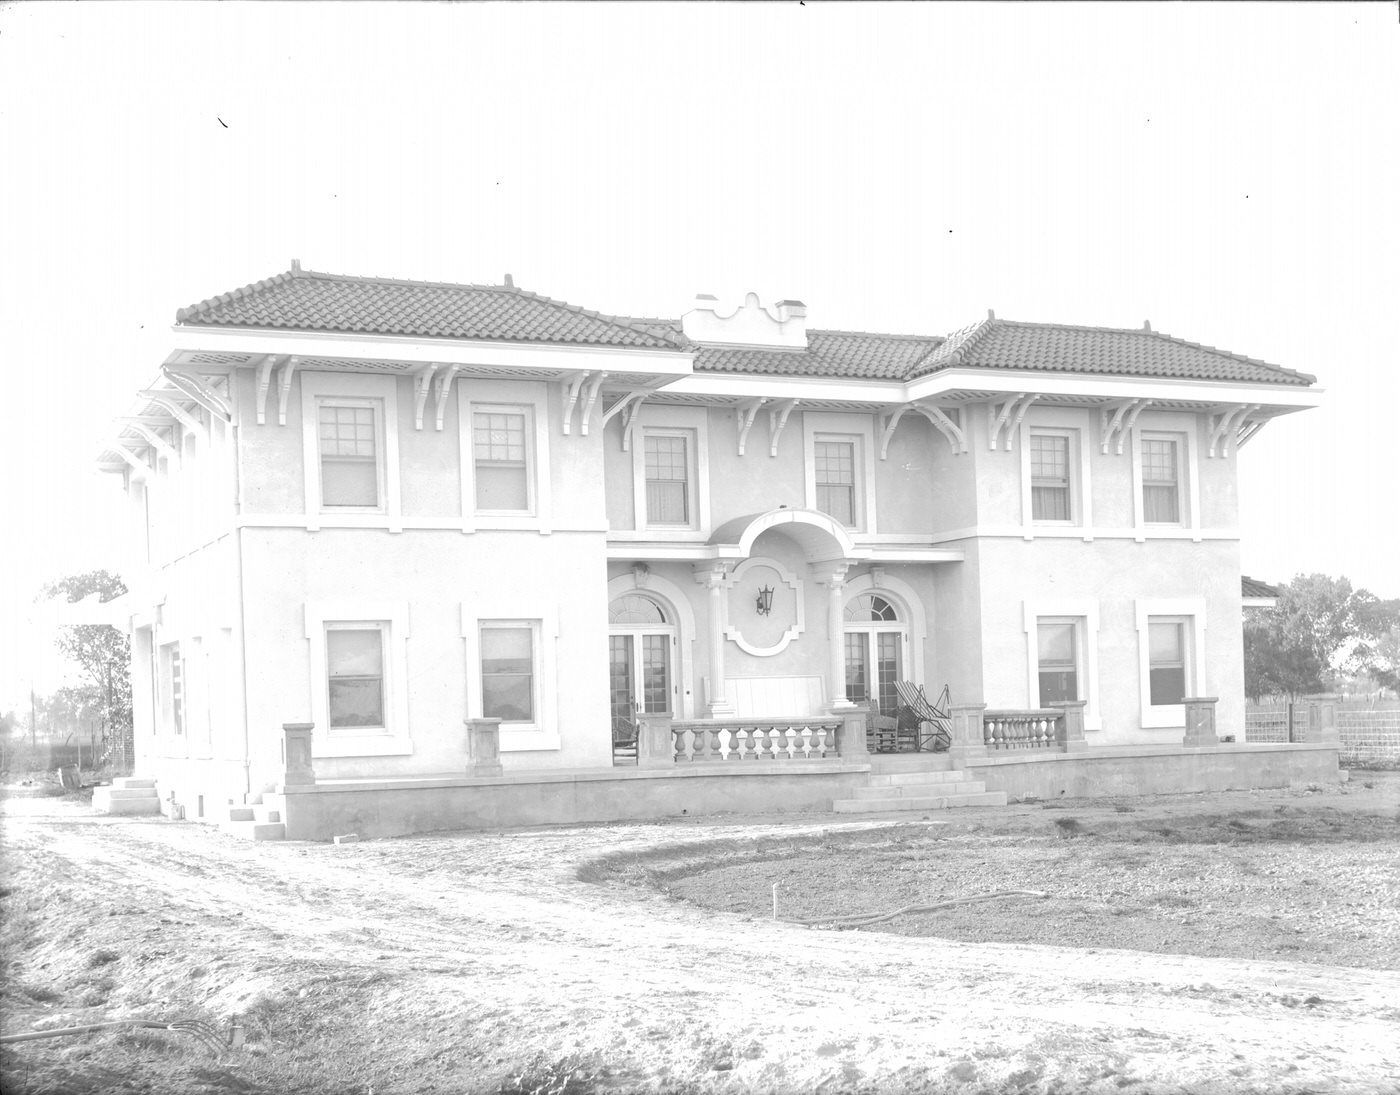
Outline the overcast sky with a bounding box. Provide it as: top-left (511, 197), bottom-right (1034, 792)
top-left (2, 2), bottom-right (1396, 711)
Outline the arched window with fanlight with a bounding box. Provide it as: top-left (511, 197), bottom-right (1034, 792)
top-left (607, 595), bottom-right (676, 728)
top-left (843, 592), bottom-right (907, 717)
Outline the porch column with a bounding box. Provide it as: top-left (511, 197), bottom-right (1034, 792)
top-left (1302, 694), bottom-right (1340, 745)
top-left (693, 563), bottom-right (735, 717)
top-left (947, 703), bottom-right (988, 768)
top-left (281, 722), bottom-right (316, 787)
top-left (1182, 697), bottom-right (1219, 748)
top-left (812, 561), bottom-right (857, 714)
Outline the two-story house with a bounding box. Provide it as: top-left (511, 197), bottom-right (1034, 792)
top-left (97, 264), bottom-right (1333, 838)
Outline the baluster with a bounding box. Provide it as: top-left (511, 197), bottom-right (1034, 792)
top-left (729, 725), bottom-right (748, 761)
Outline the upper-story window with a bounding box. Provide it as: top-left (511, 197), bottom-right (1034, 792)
top-left (473, 408), bottom-right (531, 512)
top-left (318, 400), bottom-right (383, 509)
top-left (815, 440), bottom-right (857, 526)
top-left (1029, 432), bottom-right (1072, 521)
top-left (644, 432), bottom-right (690, 525)
top-left (1141, 435), bottom-right (1182, 523)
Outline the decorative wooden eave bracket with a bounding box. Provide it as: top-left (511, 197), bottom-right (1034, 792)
top-left (119, 419), bottom-right (178, 463)
top-left (138, 390), bottom-right (205, 437)
top-left (767, 399), bottom-right (797, 457)
top-left (1235, 415), bottom-right (1266, 450)
top-left (1099, 398), bottom-right (1150, 454)
top-left (564, 372), bottom-right (607, 436)
top-left (987, 393), bottom-right (1038, 451)
top-left (412, 363), bottom-right (438, 430)
top-left (161, 367), bottom-right (231, 422)
top-left (109, 439), bottom-right (151, 482)
top-left (276, 356), bottom-right (299, 426)
top-left (600, 391), bottom-right (650, 451)
top-left (432, 364), bottom-right (461, 431)
top-left (736, 398), bottom-right (766, 455)
top-left (879, 402), bottom-right (968, 458)
top-left (1207, 404), bottom-right (1260, 458)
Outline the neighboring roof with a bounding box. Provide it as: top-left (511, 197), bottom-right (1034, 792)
top-left (1242, 576), bottom-right (1281, 600)
top-left (908, 315), bottom-right (1315, 387)
top-left (175, 263), bottom-right (682, 350)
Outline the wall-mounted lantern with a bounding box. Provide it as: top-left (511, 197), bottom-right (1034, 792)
top-left (755, 585), bottom-right (775, 616)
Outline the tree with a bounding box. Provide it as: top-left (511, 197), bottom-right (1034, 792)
top-left (41, 570), bottom-right (132, 765)
top-left (1243, 574), bottom-right (1394, 700)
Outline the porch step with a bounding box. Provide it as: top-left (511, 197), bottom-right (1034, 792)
top-left (92, 781), bottom-right (160, 816)
top-left (833, 788), bottom-right (1008, 814)
top-left (226, 805), bottom-right (282, 824)
top-left (868, 769), bottom-right (970, 787)
top-left (222, 820), bottom-right (287, 841)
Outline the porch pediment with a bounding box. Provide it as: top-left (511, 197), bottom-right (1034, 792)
top-left (707, 507), bottom-right (856, 564)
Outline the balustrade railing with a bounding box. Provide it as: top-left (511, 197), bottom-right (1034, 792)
top-left (982, 709), bottom-right (1061, 750)
top-left (669, 717), bottom-right (846, 762)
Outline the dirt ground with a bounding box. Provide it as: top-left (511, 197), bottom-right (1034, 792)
top-left (2, 775), bottom-right (1398, 1095)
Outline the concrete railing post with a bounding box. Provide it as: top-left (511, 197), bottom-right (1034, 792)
top-left (282, 723), bottom-right (316, 787)
top-left (1182, 697), bottom-right (1219, 748)
top-left (838, 712), bottom-right (870, 760)
top-left (636, 715), bottom-right (675, 769)
top-left (948, 703), bottom-right (989, 767)
top-left (1049, 700), bottom-right (1089, 753)
top-left (465, 718), bottom-right (504, 777)
top-left (1303, 694), bottom-right (1340, 745)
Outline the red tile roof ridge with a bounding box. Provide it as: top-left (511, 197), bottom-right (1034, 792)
top-left (991, 316), bottom-right (1316, 384)
top-left (176, 264), bottom-right (684, 347)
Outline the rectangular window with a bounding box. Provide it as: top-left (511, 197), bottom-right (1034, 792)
top-left (160, 642), bottom-right (184, 735)
top-left (815, 440), bottom-right (856, 526)
top-left (1030, 433), bottom-right (1071, 521)
top-left (1141, 437), bottom-right (1181, 523)
top-left (326, 626), bottom-right (385, 729)
top-left (481, 624), bottom-right (535, 722)
top-left (1036, 620), bottom-right (1078, 705)
top-left (641, 634), bottom-right (670, 714)
top-left (844, 632), bottom-right (868, 704)
top-left (1149, 619), bottom-right (1187, 705)
top-left (318, 401), bottom-right (381, 508)
top-left (473, 409), bottom-right (530, 512)
top-left (644, 434), bottom-right (690, 525)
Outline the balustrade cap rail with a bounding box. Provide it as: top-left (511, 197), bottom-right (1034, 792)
top-left (982, 709), bottom-right (1063, 719)
top-left (671, 717), bottom-right (843, 729)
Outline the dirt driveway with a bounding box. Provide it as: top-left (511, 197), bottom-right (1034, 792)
top-left (2, 777), bottom-right (1398, 1094)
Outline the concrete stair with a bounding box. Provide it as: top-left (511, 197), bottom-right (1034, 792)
top-left (92, 777), bottom-right (160, 816)
top-left (833, 767), bottom-right (1008, 814)
top-left (220, 796), bottom-right (286, 841)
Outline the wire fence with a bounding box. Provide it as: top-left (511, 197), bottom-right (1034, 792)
top-left (1246, 701), bottom-right (1400, 768)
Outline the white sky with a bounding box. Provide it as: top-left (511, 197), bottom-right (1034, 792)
top-left (1, 2), bottom-right (1397, 712)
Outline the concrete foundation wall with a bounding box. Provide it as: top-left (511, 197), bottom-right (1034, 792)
top-left (273, 763), bottom-right (871, 840)
top-left (969, 744), bottom-right (1340, 800)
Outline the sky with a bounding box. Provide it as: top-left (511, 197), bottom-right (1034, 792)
top-left (1, 2), bottom-right (1397, 712)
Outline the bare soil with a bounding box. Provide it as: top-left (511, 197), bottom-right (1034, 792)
top-left (1, 775), bottom-right (1398, 1095)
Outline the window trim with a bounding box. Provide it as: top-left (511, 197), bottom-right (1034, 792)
top-left (300, 373), bottom-right (402, 532)
top-left (1135, 598), bottom-right (1208, 728)
top-left (630, 406), bottom-right (709, 537)
top-left (1022, 600), bottom-right (1102, 730)
top-left (1130, 424), bottom-right (1199, 541)
top-left (158, 640), bottom-right (184, 738)
top-left (461, 604), bottom-right (560, 751)
top-left (1019, 416), bottom-right (1092, 538)
top-left (458, 381), bottom-right (552, 533)
top-left (305, 600), bottom-right (412, 757)
top-left (803, 413), bottom-right (877, 533)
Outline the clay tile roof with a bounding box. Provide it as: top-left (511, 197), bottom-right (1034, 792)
top-left (908, 317), bottom-right (1315, 387)
top-left (1241, 576), bottom-right (1281, 599)
top-left (175, 264), bottom-right (683, 350)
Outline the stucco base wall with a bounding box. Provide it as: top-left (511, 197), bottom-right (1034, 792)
top-left (271, 763), bottom-right (873, 841)
top-left (967, 744), bottom-right (1340, 800)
